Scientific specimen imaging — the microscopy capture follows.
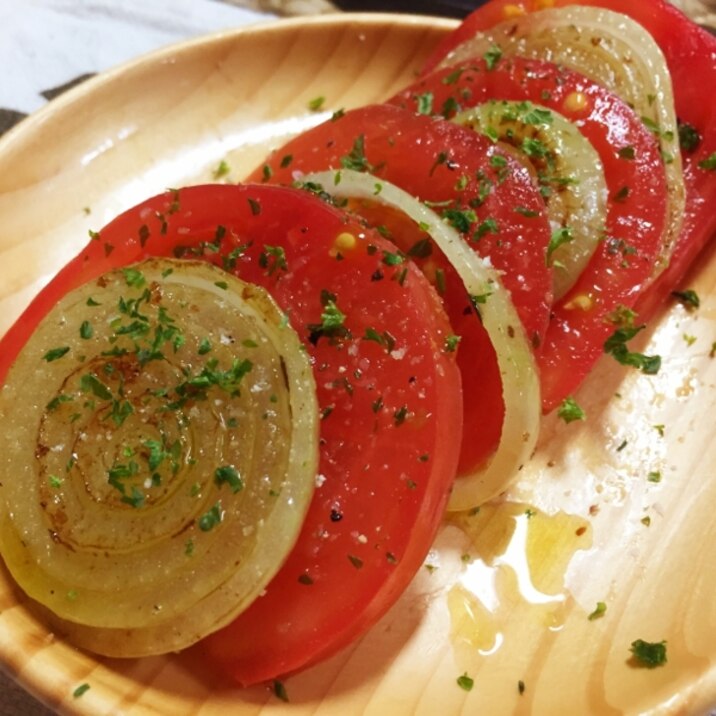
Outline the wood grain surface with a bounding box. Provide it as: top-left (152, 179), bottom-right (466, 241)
top-left (0, 12), bottom-right (715, 716)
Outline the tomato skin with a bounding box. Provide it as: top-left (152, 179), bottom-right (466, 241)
top-left (422, 0), bottom-right (716, 324)
top-left (251, 103), bottom-right (552, 470)
top-left (607, 2), bottom-right (716, 319)
top-left (388, 57), bottom-right (667, 411)
top-left (0, 184), bottom-right (463, 685)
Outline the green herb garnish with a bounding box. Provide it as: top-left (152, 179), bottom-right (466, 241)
top-left (457, 672), bottom-right (474, 691)
top-left (557, 397), bottom-right (585, 424)
top-left (546, 226), bottom-right (574, 266)
top-left (678, 121), bottom-right (701, 152)
top-left (363, 327), bottom-right (397, 353)
top-left (80, 373), bottom-right (113, 400)
top-left (393, 405), bottom-right (409, 426)
top-left (416, 92), bottom-right (434, 115)
top-left (483, 43), bottom-right (502, 70)
top-left (198, 502), bottom-right (223, 532)
top-left (603, 325), bottom-right (661, 375)
top-left (444, 334), bottom-right (461, 353)
top-left (43, 346), bottom-right (70, 362)
top-left (79, 321), bottom-right (93, 339)
top-left (258, 245), bottom-right (288, 275)
top-left (698, 152), bottom-right (716, 171)
top-left (407, 238), bottom-right (433, 258)
top-left (671, 289), bottom-right (700, 309)
top-left (247, 197), bottom-right (261, 215)
top-left (473, 218), bottom-right (499, 241)
top-left (122, 267), bottom-right (146, 288)
top-left (214, 465), bottom-right (243, 494)
top-left (213, 160), bottom-right (230, 179)
top-left (630, 639), bottom-right (667, 668)
top-left (341, 134), bottom-right (372, 172)
top-left (588, 601), bottom-right (607, 621)
top-left (307, 299), bottom-right (349, 345)
top-left (442, 207), bottom-right (477, 233)
top-left (72, 683), bottom-right (91, 699)
top-left (273, 680), bottom-right (289, 702)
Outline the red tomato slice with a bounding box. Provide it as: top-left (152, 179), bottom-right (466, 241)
top-left (388, 57), bottom-right (667, 410)
top-left (423, 0), bottom-right (716, 322)
top-left (250, 103), bottom-right (552, 472)
top-left (0, 184), bottom-right (463, 685)
top-left (339, 199), bottom-right (507, 476)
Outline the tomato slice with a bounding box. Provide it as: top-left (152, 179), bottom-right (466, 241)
top-left (250, 103), bottom-right (552, 472)
top-left (0, 184), bottom-right (463, 684)
top-left (388, 57), bottom-right (667, 410)
top-left (338, 200), bottom-right (507, 476)
top-left (423, 0), bottom-right (716, 322)
top-left (591, 0), bottom-right (716, 319)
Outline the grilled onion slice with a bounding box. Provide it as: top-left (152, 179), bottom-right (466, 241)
top-left (0, 258), bottom-right (318, 656)
top-left (439, 4), bottom-right (684, 273)
top-left (453, 100), bottom-right (608, 300)
top-left (304, 170), bottom-right (540, 511)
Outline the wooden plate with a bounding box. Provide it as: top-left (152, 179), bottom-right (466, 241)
top-left (1, 11), bottom-right (716, 716)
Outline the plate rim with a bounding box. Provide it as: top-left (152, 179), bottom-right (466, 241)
top-left (0, 12), bottom-right (458, 160)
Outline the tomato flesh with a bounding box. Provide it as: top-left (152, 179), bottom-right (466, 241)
top-left (0, 184), bottom-right (463, 685)
top-left (341, 199), bottom-right (506, 475)
top-left (251, 103), bottom-right (552, 471)
top-left (388, 57), bottom-right (667, 410)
